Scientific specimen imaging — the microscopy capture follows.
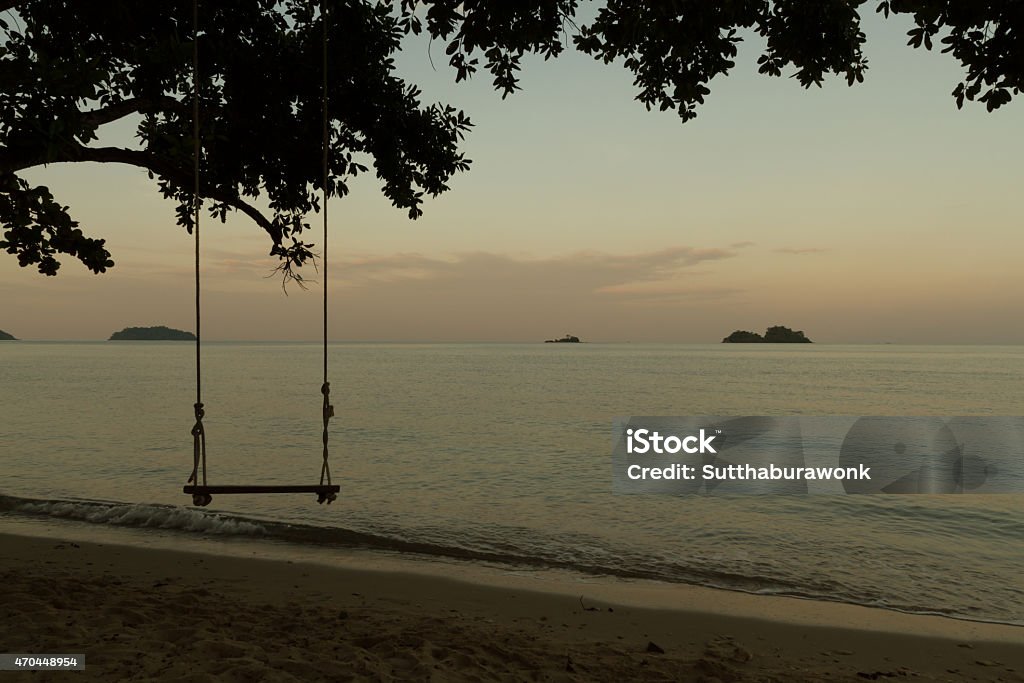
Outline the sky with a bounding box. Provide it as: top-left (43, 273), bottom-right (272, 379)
top-left (2, 9), bottom-right (1022, 343)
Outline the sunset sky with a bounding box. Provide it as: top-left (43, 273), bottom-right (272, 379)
top-left (3, 11), bottom-right (1022, 343)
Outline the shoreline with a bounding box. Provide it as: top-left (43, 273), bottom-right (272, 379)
top-left (4, 506), bottom-right (1019, 631)
top-left (2, 529), bottom-right (1022, 681)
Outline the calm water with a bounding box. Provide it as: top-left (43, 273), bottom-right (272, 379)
top-left (2, 342), bottom-right (1023, 624)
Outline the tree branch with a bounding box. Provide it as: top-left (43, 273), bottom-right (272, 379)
top-left (81, 95), bottom-right (190, 128)
top-left (0, 143), bottom-right (283, 246)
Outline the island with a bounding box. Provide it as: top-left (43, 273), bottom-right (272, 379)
top-left (109, 326), bottom-right (196, 341)
top-left (0, 329), bottom-right (17, 341)
top-left (722, 326), bottom-right (812, 343)
top-left (545, 335), bottom-right (581, 343)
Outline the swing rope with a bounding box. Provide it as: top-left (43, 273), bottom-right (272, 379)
top-left (188, 0), bottom-right (207, 492)
top-left (318, 0), bottom-right (336, 501)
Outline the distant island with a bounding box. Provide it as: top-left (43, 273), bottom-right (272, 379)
top-left (0, 329), bottom-right (17, 341)
top-left (109, 326), bottom-right (196, 341)
top-left (545, 334), bottom-right (581, 343)
top-left (722, 326), bottom-right (813, 343)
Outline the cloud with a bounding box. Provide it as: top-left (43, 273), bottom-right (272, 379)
top-left (730, 241), bottom-right (756, 249)
top-left (593, 281), bottom-right (744, 304)
top-left (167, 244), bottom-right (740, 301)
top-left (338, 252), bottom-right (460, 283)
top-left (329, 246), bottom-right (740, 303)
top-left (775, 247), bottom-right (827, 255)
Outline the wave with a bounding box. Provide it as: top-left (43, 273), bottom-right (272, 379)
top-left (0, 494), bottom-right (269, 536)
top-left (0, 493), bottom-right (802, 589)
top-left (0, 492), bottom-right (1018, 627)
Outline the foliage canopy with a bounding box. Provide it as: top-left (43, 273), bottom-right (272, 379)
top-left (1, 0), bottom-right (1019, 278)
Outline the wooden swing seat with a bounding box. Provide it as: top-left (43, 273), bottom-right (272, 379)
top-left (184, 484), bottom-right (340, 495)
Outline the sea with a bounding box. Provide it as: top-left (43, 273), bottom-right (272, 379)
top-left (2, 341), bottom-right (1023, 625)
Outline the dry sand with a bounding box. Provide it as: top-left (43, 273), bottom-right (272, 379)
top-left (2, 530), bottom-right (1022, 682)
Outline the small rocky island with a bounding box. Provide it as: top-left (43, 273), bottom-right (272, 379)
top-left (722, 326), bottom-right (812, 343)
top-left (545, 334), bottom-right (581, 343)
top-left (109, 326), bottom-right (196, 341)
top-left (0, 329), bottom-right (17, 341)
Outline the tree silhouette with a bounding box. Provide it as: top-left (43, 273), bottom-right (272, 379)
top-left (1, 1), bottom-right (1020, 277)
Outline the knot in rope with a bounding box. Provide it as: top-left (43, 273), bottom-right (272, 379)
top-left (321, 382), bottom-right (334, 421)
top-left (188, 401), bottom-right (207, 488)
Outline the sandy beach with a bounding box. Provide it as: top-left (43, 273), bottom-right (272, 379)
top-left (2, 531), bottom-right (1022, 682)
